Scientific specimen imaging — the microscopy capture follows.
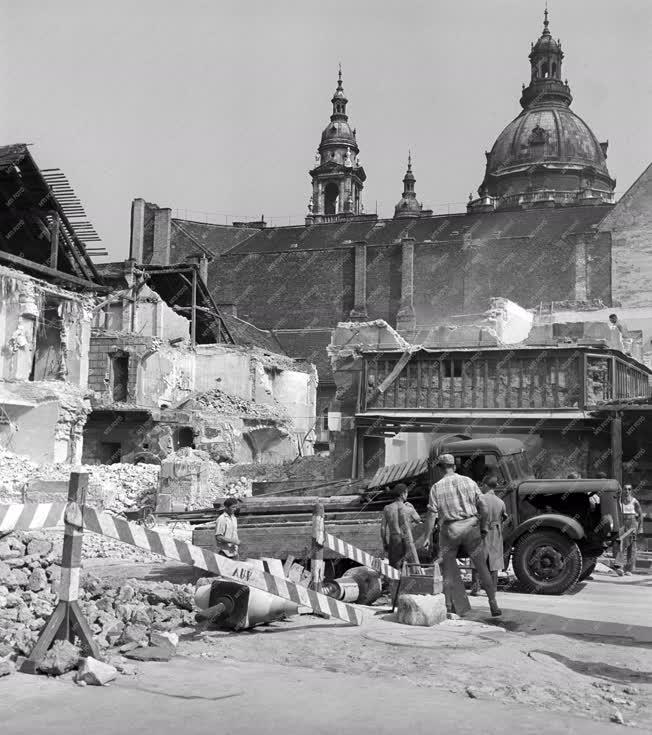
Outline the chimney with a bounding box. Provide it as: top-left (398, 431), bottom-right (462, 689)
top-left (151, 207), bottom-right (172, 265)
top-left (130, 198), bottom-right (145, 261)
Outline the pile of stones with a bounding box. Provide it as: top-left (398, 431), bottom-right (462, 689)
top-left (0, 531), bottom-right (199, 676)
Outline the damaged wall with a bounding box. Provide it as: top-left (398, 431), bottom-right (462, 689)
top-left (0, 266), bottom-right (92, 387)
top-left (93, 282), bottom-right (189, 342)
top-left (0, 381), bottom-right (89, 464)
top-left (85, 336), bottom-right (317, 465)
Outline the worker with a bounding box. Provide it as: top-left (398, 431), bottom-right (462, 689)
top-left (470, 476), bottom-right (507, 596)
top-left (380, 483), bottom-right (421, 569)
top-left (614, 485), bottom-right (643, 576)
top-left (423, 454), bottom-right (501, 617)
top-left (215, 497), bottom-right (240, 559)
top-left (609, 313), bottom-right (631, 354)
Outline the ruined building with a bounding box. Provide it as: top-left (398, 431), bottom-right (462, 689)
top-left (0, 144), bottom-right (103, 464)
top-left (0, 146), bottom-right (318, 469)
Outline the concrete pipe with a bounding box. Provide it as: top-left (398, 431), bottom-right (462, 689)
top-left (195, 579), bottom-right (299, 631)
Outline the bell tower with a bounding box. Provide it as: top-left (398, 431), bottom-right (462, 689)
top-left (306, 68), bottom-right (367, 224)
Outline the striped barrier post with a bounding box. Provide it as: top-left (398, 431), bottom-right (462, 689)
top-left (310, 502), bottom-right (325, 591)
top-left (81, 506), bottom-right (363, 626)
top-left (0, 502), bottom-right (67, 533)
top-left (321, 532), bottom-right (401, 581)
top-left (21, 472), bottom-right (101, 674)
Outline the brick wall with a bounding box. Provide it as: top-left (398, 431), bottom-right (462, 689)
top-left (365, 243), bottom-right (401, 322)
top-left (89, 335), bottom-right (157, 402)
top-left (600, 163), bottom-right (652, 307)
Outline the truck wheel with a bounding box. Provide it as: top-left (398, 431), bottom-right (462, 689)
top-left (579, 557), bottom-right (597, 581)
top-left (513, 529), bottom-right (582, 594)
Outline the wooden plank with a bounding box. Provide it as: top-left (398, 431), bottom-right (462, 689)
top-left (438, 361), bottom-right (444, 408)
top-left (393, 360), bottom-right (399, 408)
top-left (483, 360), bottom-right (489, 407)
top-left (518, 359), bottom-right (524, 408)
top-left (426, 360), bottom-right (432, 407)
top-left (449, 359), bottom-right (455, 408)
top-left (49, 214), bottom-right (60, 270)
top-left (505, 359), bottom-right (511, 409)
top-left (471, 359), bottom-right (477, 408)
top-left (0, 248), bottom-right (106, 292)
top-left (493, 359), bottom-right (500, 408)
top-left (552, 357), bottom-right (559, 407)
top-left (529, 359), bottom-right (536, 407)
top-left (416, 359), bottom-right (422, 408)
top-left (461, 360), bottom-right (467, 408)
top-left (540, 354), bottom-right (548, 407)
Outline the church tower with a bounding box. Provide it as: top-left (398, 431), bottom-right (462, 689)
top-left (306, 69), bottom-right (367, 224)
top-left (393, 153), bottom-right (432, 218)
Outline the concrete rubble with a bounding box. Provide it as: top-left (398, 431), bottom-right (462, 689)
top-left (0, 529), bottom-right (199, 674)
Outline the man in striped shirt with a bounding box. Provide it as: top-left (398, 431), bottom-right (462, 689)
top-left (424, 454), bottom-right (501, 617)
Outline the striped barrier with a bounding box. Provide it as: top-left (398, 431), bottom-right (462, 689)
top-left (81, 506), bottom-right (363, 626)
top-left (322, 531), bottom-right (401, 581)
top-left (0, 503), bottom-right (67, 533)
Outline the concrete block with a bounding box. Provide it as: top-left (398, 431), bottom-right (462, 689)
top-left (396, 593), bottom-right (447, 627)
top-left (76, 657), bottom-right (117, 686)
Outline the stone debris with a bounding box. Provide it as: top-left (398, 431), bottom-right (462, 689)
top-left (123, 645), bottom-right (172, 662)
top-left (75, 657), bottom-right (118, 686)
top-left (610, 710), bottom-right (625, 725)
top-left (36, 640), bottom-right (81, 676)
top-left (0, 449), bottom-right (159, 512)
top-left (181, 387), bottom-right (290, 422)
top-left (0, 534), bottom-right (196, 667)
top-left (396, 594), bottom-right (447, 627)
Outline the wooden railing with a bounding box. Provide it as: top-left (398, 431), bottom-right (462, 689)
top-left (362, 348), bottom-right (650, 412)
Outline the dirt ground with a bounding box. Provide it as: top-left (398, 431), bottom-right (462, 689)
top-left (86, 558), bottom-right (652, 730)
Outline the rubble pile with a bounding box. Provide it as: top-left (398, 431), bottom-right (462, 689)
top-left (0, 532), bottom-right (196, 665)
top-left (183, 387), bottom-right (290, 422)
top-left (0, 450), bottom-right (159, 512)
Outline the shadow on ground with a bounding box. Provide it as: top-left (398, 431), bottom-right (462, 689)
top-left (529, 649), bottom-right (652, 684)
top-left (474, 608), bottom-right (652, 648)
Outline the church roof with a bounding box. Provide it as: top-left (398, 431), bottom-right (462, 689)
top-left (486, 105), bottom-right (610, 179)
top-left (196, 205), bottom-right (612, 256)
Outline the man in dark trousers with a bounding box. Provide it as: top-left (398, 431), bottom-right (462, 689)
top-left (471, 476), bottom-right (507, 595)
top-left (424, 454), bottom-right (501, 616)
top-left (380, 483), bottom-right (421, 569)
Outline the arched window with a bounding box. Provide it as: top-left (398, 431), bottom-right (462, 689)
top-left (541, 61), bottom-right (549, 79)
top-left (552, 62), bottom-right (557, 77)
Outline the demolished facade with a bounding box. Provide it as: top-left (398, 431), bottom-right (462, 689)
top-left (0, 147), bottom-right (318, 504)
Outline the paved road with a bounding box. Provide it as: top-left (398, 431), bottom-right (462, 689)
top-left (0, 657), bottom-right (643, 735)
top-left (470, 572), bottom-right (652, 643)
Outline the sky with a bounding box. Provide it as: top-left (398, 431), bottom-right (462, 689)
top-left (3, 0), bottom-right (652, 261)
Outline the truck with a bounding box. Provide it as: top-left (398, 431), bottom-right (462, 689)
top-left (192, 434), bottom-right (623, 595)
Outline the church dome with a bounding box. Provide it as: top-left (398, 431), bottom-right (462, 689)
top-left (320, 119), bottom-right (357, 149)
top-left (486, 106), bottom-right (609, 178)
top-left (473, 10), bottom-right (615, 210)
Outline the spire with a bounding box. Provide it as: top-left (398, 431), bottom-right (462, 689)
top-left (542, 6), bottom-right (550, 36)
top-left (331, 65), bottom-right (348, 121)
top-left (394, 152), bottom-right (422, 218)
top-left (403, 151), bottom-right (415, 188)
top-left (520, 8), bottom-right (571, 109)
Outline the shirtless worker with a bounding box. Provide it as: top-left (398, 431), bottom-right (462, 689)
top-left (423, 454), bottom-right (502, 616)
top-left (380, 483), bottom-right (422, 569)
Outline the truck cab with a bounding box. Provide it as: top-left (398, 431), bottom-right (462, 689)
top-left (427, 436), bottom-right (622, 593)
